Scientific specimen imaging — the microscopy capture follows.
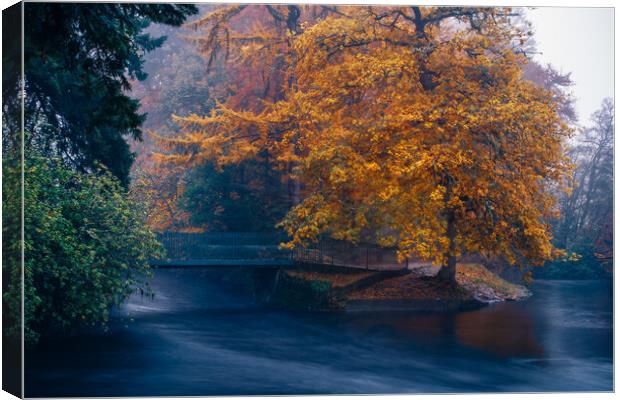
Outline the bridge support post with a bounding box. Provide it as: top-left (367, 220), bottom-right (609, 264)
top-left (252, 267), bottom-right (282, 304)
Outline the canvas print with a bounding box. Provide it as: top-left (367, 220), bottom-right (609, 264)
top-left (2, 2), bottom-right (614, 397)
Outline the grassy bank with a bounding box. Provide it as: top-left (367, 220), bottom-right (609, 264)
top-left (271, 263), bottom-right (530, 311)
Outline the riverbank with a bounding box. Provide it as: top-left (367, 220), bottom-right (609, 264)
top-left (266, 263), bottom-right (530, 311)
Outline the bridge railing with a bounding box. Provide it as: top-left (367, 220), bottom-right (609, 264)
top-left (292, 238), bottom-right (408, 270)
top-left (157, 232), bottom-right (291, 260)
top-left (155, 232), bottom-right (408, 270)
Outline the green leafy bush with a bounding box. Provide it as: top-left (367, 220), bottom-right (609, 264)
top-left (3, 156), bottom-right (162, 344)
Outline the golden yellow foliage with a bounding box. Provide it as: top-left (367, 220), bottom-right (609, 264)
top-left (157, 6), bottom-right (572, 273)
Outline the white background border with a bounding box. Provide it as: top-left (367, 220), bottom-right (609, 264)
top-left (0, 0), bottom-right (615, 399)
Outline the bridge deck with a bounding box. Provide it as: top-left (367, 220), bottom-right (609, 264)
top-left (151, 258), bottom-right (294, 268)
top-left (151, 232), bottom-right (409, 271)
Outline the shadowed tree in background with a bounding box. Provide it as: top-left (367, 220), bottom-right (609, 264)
top-left (548, 99), bottom-right (614, 278)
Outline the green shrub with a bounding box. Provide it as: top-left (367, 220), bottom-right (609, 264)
top-left (3, 155), bottom-right (162, 344)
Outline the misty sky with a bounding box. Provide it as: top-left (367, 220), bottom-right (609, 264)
top-left (525, 7), bottom-right (614, 126)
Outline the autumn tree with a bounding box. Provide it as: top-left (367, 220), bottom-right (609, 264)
top-left (129, 19), bottom-right (216, 231)
top-left (148, 5), bottom-right (327, 231)
top-left (131, 8), bottom-right (291, 232)
top-left (155, 5), bottom-right (337, 201)
top-left (157, 6), bottom-right (572, 284)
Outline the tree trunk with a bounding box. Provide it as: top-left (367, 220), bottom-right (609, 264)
top-left (437, 253), bottom-right (457, 285)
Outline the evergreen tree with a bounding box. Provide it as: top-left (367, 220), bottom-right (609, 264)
top-left (5, 3), bottom-right (197, 185)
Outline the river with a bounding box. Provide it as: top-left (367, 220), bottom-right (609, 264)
top-left (25, 268), bottom-right (613, 396)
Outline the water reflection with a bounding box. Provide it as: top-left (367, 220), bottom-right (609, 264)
top-left (454, 304), bottom-right (545, 358)
top-left (342, 303), bottom-right (544, 359)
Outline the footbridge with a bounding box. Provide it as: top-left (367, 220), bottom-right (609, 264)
top-left (150, 232), bottom-right (409, 271)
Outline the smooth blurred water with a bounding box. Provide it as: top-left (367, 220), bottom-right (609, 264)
top-left (25, 268), bottom-right (613, 396)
